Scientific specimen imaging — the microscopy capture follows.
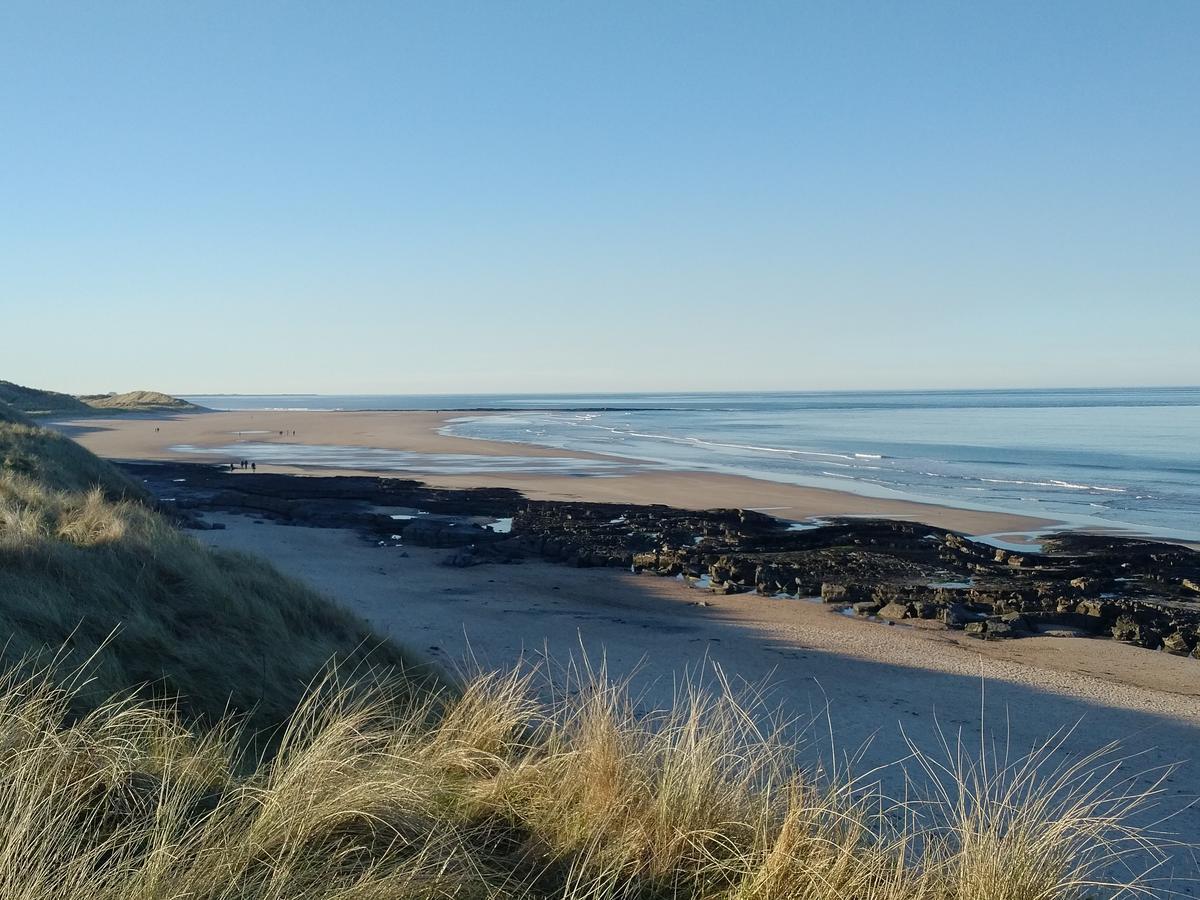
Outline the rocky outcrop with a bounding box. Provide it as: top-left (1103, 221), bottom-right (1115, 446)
top-left (125, 461), bottom-right (1200, 661)
top-left (499, 503), bottom-right (1200, 657)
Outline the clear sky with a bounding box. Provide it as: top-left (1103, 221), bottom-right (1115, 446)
top-left (2, 1), bottom-right (1197, 395)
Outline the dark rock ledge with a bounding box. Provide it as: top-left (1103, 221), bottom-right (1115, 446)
top-left (127, 462), bottom-right (1200, 660)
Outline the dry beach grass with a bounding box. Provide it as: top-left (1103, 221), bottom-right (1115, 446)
top-left (0, 661), bottom-right (1176, 900)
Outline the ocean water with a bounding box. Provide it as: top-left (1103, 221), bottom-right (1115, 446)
top-left (182, 389), bottom-right (1200, 541)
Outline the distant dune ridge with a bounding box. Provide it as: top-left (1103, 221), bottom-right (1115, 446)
top-left (0, 379), bottom-right (205, 415)
top-left (78, 389), bottom-right (204, 411)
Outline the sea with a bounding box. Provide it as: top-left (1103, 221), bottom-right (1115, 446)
top-left (180, 388), bottom-right (1200, 542)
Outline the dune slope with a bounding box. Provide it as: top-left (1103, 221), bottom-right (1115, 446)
top-left (0, 405), bottom-right (438, 729)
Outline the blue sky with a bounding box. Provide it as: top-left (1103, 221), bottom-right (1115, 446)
top-left (2, 1), bottom-right (1197, 394)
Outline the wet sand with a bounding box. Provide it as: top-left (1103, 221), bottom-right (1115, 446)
top-left (54, 410), bottom-right (1053, 536)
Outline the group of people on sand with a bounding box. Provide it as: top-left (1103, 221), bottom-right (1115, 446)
top-left (230, 459), bottom-right (257, 472)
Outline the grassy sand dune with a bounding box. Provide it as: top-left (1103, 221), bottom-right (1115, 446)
top-left (0, 412), bottom-right (147, 498)
top-left (0, 664), bottom-right (1168, 900)
top-left (0, 379), bottom-right (202, 417)
top-left (0, 379), bottom-right (91, 416)
top-left (0, 404), bottom-right (437, 729)
top-left (0, 401), bottom-right (34, 426)
top-left (78, 389), bottom-right (204, 412)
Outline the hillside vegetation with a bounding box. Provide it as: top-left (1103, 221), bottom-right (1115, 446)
top-left (0, 379), bottom-right (91, 416)
top-left (0, 405), bottom-right (437, 728)
top-left (0, 407), bottom-right (148, 498)
top-left (0, 400), bottom-right (34, 426)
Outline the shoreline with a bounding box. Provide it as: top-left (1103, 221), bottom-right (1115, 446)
top-left (52, 409), bottom-right (1057, 537)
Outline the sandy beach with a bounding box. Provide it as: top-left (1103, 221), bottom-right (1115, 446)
top-left (198, 510), bottom-right (1200, 880)
top-left (202, 509), bottom-right (1200, 714)
top-left (55, 409), bottom-right (1054, 536)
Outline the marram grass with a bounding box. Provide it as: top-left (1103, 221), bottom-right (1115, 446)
top-left (0, 415), bottom-right (441, 732)
top-left (0, 661), bottom-right (1177, 900)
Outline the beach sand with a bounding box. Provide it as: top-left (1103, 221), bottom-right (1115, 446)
top-left (199, 511), bottom-right (1200, 881)
top-left (54, 409), bottom-right (1053, 536)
